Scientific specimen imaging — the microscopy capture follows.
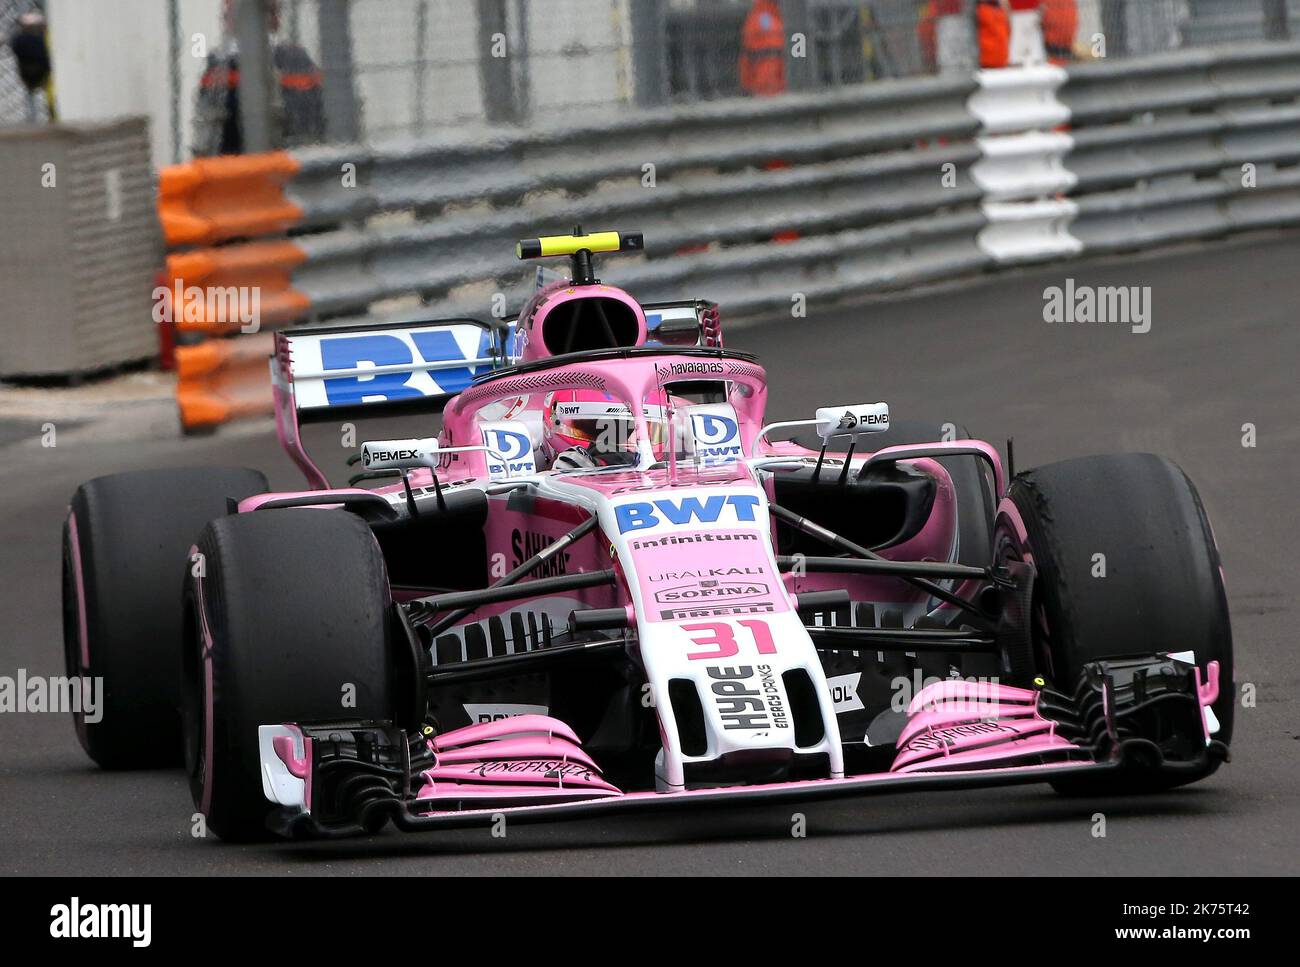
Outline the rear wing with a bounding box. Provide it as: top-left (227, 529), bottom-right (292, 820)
top-left (272, 317), bottom-right (512, 487)
top-left (274, 317), bottom-right (512, 420)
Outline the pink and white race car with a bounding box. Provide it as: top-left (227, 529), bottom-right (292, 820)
top-left (63, 230), bottom-right (1232, 840)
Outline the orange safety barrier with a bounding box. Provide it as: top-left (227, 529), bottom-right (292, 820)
top-left (164, 239), bottom-right (309, 334)
top-left (154, 151), bottom-right (312, 432)
top-left (175, 333), bottom-right (276, 431)
top-left (158, 152), bottom-right (303, 247)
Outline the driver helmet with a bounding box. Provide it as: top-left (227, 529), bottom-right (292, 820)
top-left (545, 389), bottom-right (672, 463)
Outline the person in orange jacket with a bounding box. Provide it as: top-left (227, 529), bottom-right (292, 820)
top-left (925, 0), bottom-right (1075, 72)
top-left (976, 0), bottom-right (1012, 69)
top-left (739, 0), bottom-right (786, 96)
top-left (1040, 0), bottom-right (1079, 63)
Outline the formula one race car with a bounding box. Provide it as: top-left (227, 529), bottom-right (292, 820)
top-left (62, 230), bottom-right (1232, 840)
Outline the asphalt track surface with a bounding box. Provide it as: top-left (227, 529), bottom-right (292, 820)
top-left (2, 232), bottom-right (1298, 876)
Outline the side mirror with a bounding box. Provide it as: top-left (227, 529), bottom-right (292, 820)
top-left (360, 437), bottom-right (442, 471)
top-left (814, 403), bottom-right (890, 441)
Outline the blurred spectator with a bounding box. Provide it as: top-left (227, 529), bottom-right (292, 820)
top-left (739, 0), bottom-right (786, 96)
top-left (923, 0), bottom-right (1078, 70)
top-left (7, 6), bottom-right (56, 122)
top-left (976, 0), bottom-right (1012, 68)
top-left (1041, 0), bottom-right (1079, 63)
top-left (193, 0), bottom-right (325, 156)
top-left (918, 0), bottom-right (967, 73)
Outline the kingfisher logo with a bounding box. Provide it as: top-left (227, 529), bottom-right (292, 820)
top-left (614, 494), bottom-right (760, 533)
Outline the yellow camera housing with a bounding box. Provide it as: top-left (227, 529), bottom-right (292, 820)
top-left (516, 230), bottom-right (643, 260)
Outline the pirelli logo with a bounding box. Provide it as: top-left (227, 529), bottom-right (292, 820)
top-left (659, 603), bottom-right (777, 621)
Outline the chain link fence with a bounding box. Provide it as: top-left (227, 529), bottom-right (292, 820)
top-left (193, 0), bottom-right (1300, 154)
top-left (4, 0), bottom-right (1298, 152)
top-left (190, 0), bottom-right (982, 151)
top-left (0, 0), bottom-right (52, 125)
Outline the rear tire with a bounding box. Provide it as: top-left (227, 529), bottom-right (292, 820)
top-left (182, 509), bottom-right (394, 841)
top-left (62, 467), bottom-right (267, 768)
top-left (999, 453), bottom-right (1232, 792)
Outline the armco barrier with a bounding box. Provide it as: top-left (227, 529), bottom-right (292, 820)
top-left (157, 41), bottom-right (1300, 430)
top-left (1059, 42), bottom-right (1300, 252)
top-left (286, 76), bottom-right (981, 227)
top-left (281, 75), bottom-right (988, 318)
top-left (161, 75), bottom-right (991, 429)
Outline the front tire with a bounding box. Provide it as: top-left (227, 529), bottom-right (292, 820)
top-left (997, 453), bottom-right (1232, 791)
top-left (183, 509), bottom-right (394, 841)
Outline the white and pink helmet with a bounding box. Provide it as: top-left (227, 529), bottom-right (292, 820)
top-left (545, 389), bottom-right (672, 462)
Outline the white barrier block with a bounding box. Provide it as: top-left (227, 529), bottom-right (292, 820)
top-left (969, 65), bottom-right (1071, 134)
top-left (977, 198), bottom-right (1082, 263)
top-left (973, 130), bottom-right (1077, 201)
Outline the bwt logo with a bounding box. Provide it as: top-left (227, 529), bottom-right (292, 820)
top-left (319, 329), bottom-right (493, 406)
top-left (690, 412), bottom-right (742, 461)
top-left (692, 413), bottom-right (737, 446)
top-left (615, 494), bottom-right (761, 533)
top-left (486, 429), bottom-right (530, 461)
top-left (483, 428), bottom-right (535, 476)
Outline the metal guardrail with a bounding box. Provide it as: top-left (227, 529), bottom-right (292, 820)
top-left (287, 74), bottom-right (979, 222)
top-left (261, 73), bottom-right (987, 320)
top-left (1061, 41), bottom-right (1300, 122)
top-left (1060, 42), bottom-right (1300, 252)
